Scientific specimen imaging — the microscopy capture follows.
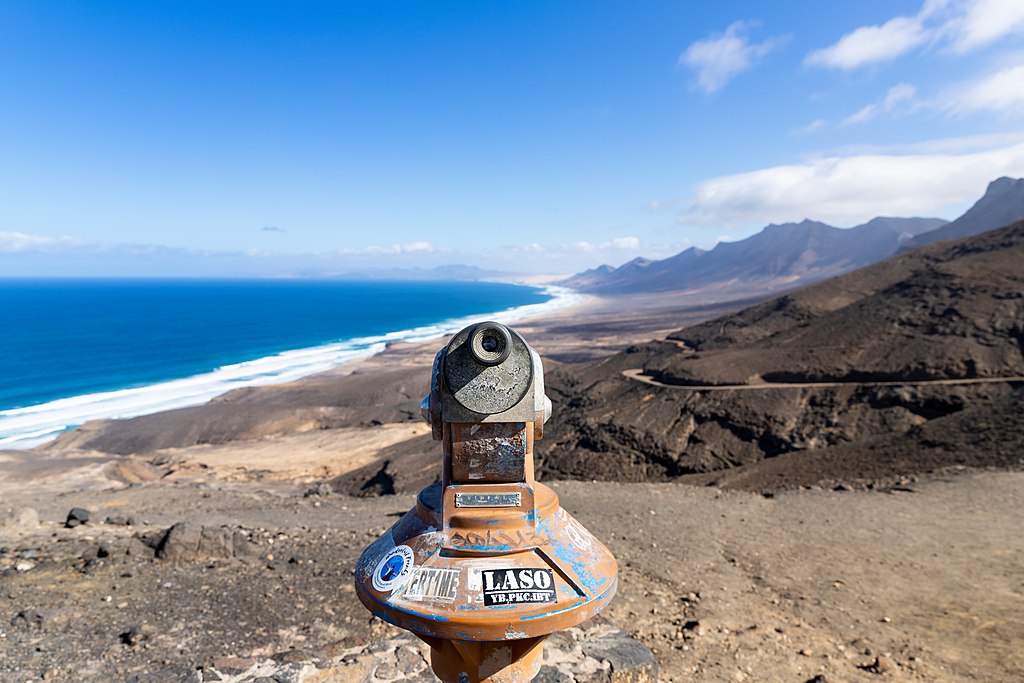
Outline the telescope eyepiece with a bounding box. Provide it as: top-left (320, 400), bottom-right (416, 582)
top-left (468, 322), bottom-right (512, 367)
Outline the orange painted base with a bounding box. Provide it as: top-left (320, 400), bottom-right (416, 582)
top-left (425, 635), bottom-right (547, 683)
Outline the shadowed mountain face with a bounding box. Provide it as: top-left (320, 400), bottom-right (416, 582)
top-left (537, 220), bottom-right (1024, 486)
top-left (562, 217), bottom-right (945, 296)
top-left (903, 177), bottom-right (1024, 250)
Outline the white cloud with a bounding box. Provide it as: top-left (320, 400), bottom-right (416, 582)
top-left (608, 236), bottom-right (641, 249)
top-left (793, 118), bottom-right (829, 135)
top-left (0, 231), bottom-right (85, 253)
top-left (946, 0), bottom-right (1024, 53)
top-left (336, 241), bottom-right (436, 255)
top-left (567, 236), bottom-right (642, 252)
top-left (842, 83), bottom-right (919, 125)
top-left (945, 63), bottom-right (1024, 115)
top-left (806, 0), bottom-right (1024, 70)
top-left (680, 22), bottom-right (785, 94)
top-left (678, 140), bottom-right (1024, 228)
top-left (805, 15), bottom-right (930, 70)
top-left (398, 240), bottom-right (434, 253)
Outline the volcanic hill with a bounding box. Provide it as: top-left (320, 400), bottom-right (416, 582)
top-left (536, 220), bottom-right (1024, 489)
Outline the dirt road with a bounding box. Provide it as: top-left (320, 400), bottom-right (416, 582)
top-left (622, 368), bottom-right (1024, 391)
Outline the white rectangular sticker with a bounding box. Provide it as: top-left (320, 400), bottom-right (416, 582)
top-left (482, 568), bottom-right (556, 606)
top-left (401, 567), bottom-right (460, 602)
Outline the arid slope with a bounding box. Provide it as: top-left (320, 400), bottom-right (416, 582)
top-left (537, 221), bottom-right (1024, 485)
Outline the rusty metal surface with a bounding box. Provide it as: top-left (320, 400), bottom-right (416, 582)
top-left (441, 324), bottom-right (536, 423)
top-left (354, 479), bottom-right (618, 641)
top-left (355, 321), bottom-right (618, 683)
top-left (450, 422), bottom-right (527, 483)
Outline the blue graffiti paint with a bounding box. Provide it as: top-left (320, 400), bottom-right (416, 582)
top-left (535, 515), bottom-right (611, 596)
top-left (518, 580), bottom-right (617, 621)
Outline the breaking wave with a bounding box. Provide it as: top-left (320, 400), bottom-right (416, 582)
top-left (0, 285), bottom-right (584, 449)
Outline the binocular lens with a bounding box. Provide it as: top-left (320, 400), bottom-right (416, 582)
top-left (469, 323), bottom-right (512, 366)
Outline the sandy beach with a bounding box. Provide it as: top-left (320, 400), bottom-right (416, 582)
top-left (0, 292), bottom-right (740, 500)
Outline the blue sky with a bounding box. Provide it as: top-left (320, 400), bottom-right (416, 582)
top-left (2, 1), bottom-right (1023, 276)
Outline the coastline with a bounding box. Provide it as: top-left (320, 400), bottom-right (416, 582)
top-left (0, 284), bottom-right (586, 450)
top-left (0, 288), bottom-right (757, 501)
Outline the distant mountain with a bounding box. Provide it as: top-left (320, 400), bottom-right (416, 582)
top-left (902, 177), bottom-right (1024, 250)
top-left (329, 264), bottom-right (515, 281)
top-left (561, 216), bottom-right (946, 296)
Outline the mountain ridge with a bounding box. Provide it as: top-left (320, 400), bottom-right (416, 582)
top-left (902, 176), bottom-right (1024, 250)
top-left (562, 216), bottom-right (947, 296)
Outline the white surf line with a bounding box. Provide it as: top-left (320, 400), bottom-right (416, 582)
top-left (622, 368), bottom-right (1024, 390)
top-left (0, 285), bottom-right (584, 450)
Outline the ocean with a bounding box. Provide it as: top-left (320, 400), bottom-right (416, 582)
top-left (0, 279), bottom-right (579, 449)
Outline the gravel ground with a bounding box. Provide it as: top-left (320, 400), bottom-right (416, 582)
top-left (2, 469), bottom-right (1022, 681)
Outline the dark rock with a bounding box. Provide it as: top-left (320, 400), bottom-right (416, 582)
top-left (268, 662), bottom-right (304, 683)
top-left (105, 515), bottom-right (135, 526)
top-left (120, 623), bottom-right (157, 646)
top-left (271, 649), bottom-right (321, 664)
top-left (859, 654), bottom-right (895, 674)
top-left (198, 526), bottom-right (234, 558)
top-left (395, 647), bottom-right (424, 674)
top-left (152, 523), bottom-right (203, 561)
top-left (66, 507), bottom-right (91, 528)
top-left (11, 609), bottom-right (46, 630)
top-left (148, 523), bottom-right (255, 561)
top-left (533, 665), bottom-right (573, 683)
top-left (581, 630), bottom-right (658, 683)
top-left (304, 483), bottom-right (333, 497)
top-left (211, 656), bottom-right (257, 675)
top-left (232, 531), bottom-right (255, 557)
top-left (126, 536), bottom-right (155, 558)
top-left (574, 672), bottom-right (612, 683)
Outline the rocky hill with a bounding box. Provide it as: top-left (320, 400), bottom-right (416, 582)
top-left (562, 216), bottom-right (945, 296)
top-left (537, 219), bottom-right (1024, 486)
top-left (903, 177), bottom-right (1024, 250)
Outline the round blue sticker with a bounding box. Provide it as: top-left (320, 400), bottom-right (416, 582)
top-left (372, 545), bottom-right (415, 592)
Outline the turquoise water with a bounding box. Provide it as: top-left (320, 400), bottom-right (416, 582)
top-left (0, 279), bottom-right (572, 447)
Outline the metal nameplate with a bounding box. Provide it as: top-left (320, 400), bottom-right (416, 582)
top-left (455, 492), bottom-right (522, 508)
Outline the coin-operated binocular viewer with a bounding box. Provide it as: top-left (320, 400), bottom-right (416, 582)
top-left (355, 321), bottom-right (618, 682)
